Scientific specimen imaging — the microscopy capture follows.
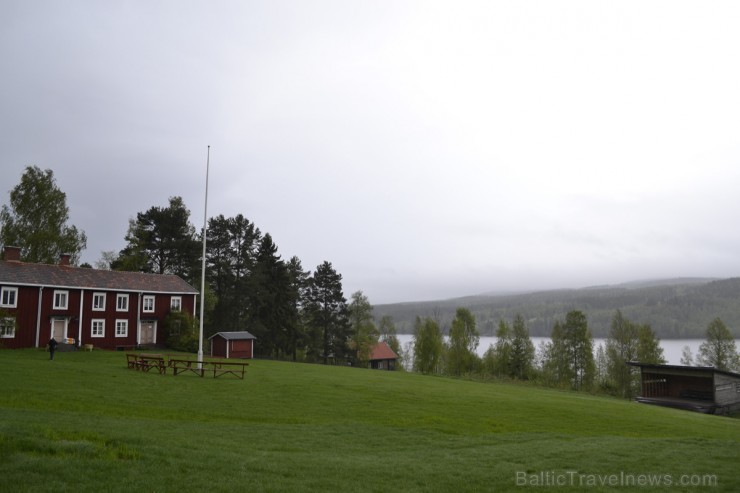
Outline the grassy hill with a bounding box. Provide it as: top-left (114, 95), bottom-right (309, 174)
top-left (374, 278), bottom-right (740, 338)
top-left (1, 349), bottom-right (738, 492)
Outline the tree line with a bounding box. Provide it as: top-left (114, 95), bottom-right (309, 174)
top-left (409, 307), bottom-right (740, 398)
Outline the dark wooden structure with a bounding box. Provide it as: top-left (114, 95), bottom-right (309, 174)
top-left (628, 362), bottom-right (740, 415)
top-left (0, 246), bottom-right (198, 350)
top-left (368, 341), bottom-right (398, 370)
top-left (208, 331), bottom-right (256, 359)
top-left (124, 353), bottom-right (248, 379)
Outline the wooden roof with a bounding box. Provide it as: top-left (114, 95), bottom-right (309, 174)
top-left (369, 341), bottom-right (398, 361)
top-left (208, 331), bottom-right (257, 341)
top-left (627, 362), bottom-right (740, 380)
top-left (0, 260), bottom-right (197, 294)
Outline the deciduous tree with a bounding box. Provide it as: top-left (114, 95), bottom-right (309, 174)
top-left (697, 318), bottom-right (740, 372)
top-left (492, 320), bottom-right (512, 377)
top-left (1, 166), bottom-right (87, 264)
top-left (605, 310), bottom-right (638, 398)
top-left (348, 291), bottom-right (379, 366)
top-left (636, 324), bottom-right (666, 365)
top-left (379, 315), bottom-right (402, 363)
top-left (413, 317), bottom-right (443, 374)
top-left (447, 307), bottom-right (480, 376)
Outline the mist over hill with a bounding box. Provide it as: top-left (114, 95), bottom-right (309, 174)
top-left (374, 278), bottom-right (740, 339)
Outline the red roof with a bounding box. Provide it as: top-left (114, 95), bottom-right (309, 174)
top-left (369, 341), bottom-right (398, 361)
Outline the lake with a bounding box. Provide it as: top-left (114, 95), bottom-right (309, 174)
top-left (395, 335), bottom-right (740, 366)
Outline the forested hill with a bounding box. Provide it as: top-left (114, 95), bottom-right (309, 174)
top-left (374, 278), bottom-right (740, 339)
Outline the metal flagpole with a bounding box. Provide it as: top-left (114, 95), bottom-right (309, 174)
top-left (198, 145), bottom-right (210, 368)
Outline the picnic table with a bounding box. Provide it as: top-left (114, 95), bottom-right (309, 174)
top-left (126, 353), bottom-right (167, 374)
top-left (126, 354), bottom-right (249, 379)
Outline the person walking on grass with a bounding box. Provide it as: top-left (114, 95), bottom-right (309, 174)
top-left (48, 337), bottom-right (58, 360)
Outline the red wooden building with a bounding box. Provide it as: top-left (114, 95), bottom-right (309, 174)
top-left (0, 246), bottom-right (198, 350)
top-left (209, 331), bottom-right (256, 359)
top-left (368, 341), bottom-right (398, 370)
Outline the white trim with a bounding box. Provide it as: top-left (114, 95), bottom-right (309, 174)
top-left (138, 320), bottom-right (157, 345)
top-left (170, 296), bottom-right (182, 311)
top-left (78, 289), bottom-right (85, 346)
top-left (51, 317), bottom-right (68, 340)
top-left (35, 287), bottom-right (43, 347)
top-left (91, 319), bottom-right (105, 338)
top-left (142, 295), bottom-right (155, 313)
top-left (115, 319), bottom-right (128, 338)
top-left (116, 293), bottom-right (129, 312)
top-left (0, 280), bottom-right (196, 296)
top-left (0, 286), bottom-right (18, 308)
top-left (136, 293), bottom-right (141, 345)
top-left (0, 317), bottom-right (15, 338)
top-left (53, 290), bottom-right (69, 310)
top-left (92, 292), bottom-right (106, 311)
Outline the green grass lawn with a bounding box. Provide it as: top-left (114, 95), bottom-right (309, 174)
top-left (1, 349), bottom-right (738, 492)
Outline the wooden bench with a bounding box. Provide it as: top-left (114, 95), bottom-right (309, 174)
top-left (680, 389), bottom-right (714, 401)
top-left (208, 361), bottom-right (249, 379)
top-left (126, 353), bottom-right (139, 369)
top-left (169, 358), bottom-right (205, 377)
top-left (168, 358), bottom-right (249, 379)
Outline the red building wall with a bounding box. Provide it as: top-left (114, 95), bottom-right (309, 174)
top-left (2, 286), bottom-right (197, 350)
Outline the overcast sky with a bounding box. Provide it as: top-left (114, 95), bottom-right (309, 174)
top-left (2, 1), bottom-right (740, 304)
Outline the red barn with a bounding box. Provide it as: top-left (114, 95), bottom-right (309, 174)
top-left (209, 331), bottom-right (256, 359)
top-left (0, 246), bottom-right (198, 350)
top-left (368, 341), bottom-right (398, 370)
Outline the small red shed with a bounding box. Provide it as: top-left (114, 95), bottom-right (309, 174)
top-left (209, 331), bottom-right (256, 359)
top-left (368, 341), bottom-right (398, 370)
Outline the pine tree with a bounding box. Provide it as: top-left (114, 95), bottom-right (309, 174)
top-left (113, 196), bottom-right (199, 283)
top-left (509, 314), bottom-right (535, 380)
top-left (250, 233), bottom-right (292, 358)
top-left (304, 261), bottom-right (349, 364)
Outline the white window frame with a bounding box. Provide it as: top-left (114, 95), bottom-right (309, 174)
top-left (91, 319), bottom-right (105, 338)
top-left (53, 290), bottom-right (69, 310)
top-left (0, 317), bottom-right (15, 338)
top-left (170, 296), bottom-right (182, 312)
top-left (92, 292), bottom-right (106, 311)
top-left (143, 295), bottom-right (155, 313)
top-left (1, 287), bottom-right (18, 308)
top-left (116, 294), bottom-right (129, 312)
top-left (115, 319), bottom-right (128, 338)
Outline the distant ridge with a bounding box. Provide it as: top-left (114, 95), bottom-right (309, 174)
top-left (374, 277), bottom-right (740, 339)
